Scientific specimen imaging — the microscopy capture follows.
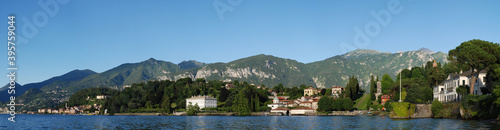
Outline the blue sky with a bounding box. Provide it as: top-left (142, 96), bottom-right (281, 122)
top-left (1, 0), bottom-right (499, 84)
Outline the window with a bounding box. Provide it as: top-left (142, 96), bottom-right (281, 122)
top-left (463, 80), bottom-right (465, 86)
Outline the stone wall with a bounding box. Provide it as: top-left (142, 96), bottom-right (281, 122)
top-left (411, 104), bottom-right (432, 118)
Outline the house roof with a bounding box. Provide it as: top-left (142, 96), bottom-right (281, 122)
top-left (381, 95), bottom-right (390, 99)
top-left (332, 86), bottom-right (344, 89)
top-left (305, 87), bottom-right (316, 90)
top-left (272, 107), bottom-right (290, 110)
top-left (186, 95), bottom-right (217, 100)
top-left (291, 107), bottom-right (314, 110)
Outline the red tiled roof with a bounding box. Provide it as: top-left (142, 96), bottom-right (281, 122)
top-left (381, 95), bottom-right (390, 99)
top-left (312, 99), bottom-right (319, 102)
top-left (291, 107), bottom-right (314, 110)
top-left (272, 107), bottom-right (290, 110)
top-left (277, 97), bottom-right (285, 100)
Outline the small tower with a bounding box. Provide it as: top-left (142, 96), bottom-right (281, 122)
top-left (433, 60), bottom-right (437, 67)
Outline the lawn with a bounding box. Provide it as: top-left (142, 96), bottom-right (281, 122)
top-left (354, 94), bottom-right (371, 110)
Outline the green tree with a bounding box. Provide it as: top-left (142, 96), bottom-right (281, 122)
top-left (325, 88), bottom-right (332, 96)
top-left (233, 91), bottom-right (251, 116)
top-left (317, 96), bottom-right (332, 112)
top-left (431, 100), bottom-right (443, 117)
top-left (332, 98), bottom-right (343, 111)
top-left (343, 98), bottom-right (354, 111)
top-left (186, 102), bottom-right (200, 116)
top-left (383, 99), bottom-right (393, 111)
top-left (381, 74), bottom-right (394, 95)
top-left (449, 39), bottom-right (500, 95)
top-left (345, 75), bottom-right (360, 100)
top-left (456, 85), bottom-right (470, 101)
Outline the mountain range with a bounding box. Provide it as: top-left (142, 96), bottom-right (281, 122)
top-left (0, 48), bottom-right (448, 104)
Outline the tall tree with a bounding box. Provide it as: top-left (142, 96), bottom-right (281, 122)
top-left (233, 91), bottom-right (251, 116)
top-left (449, 39), bottom-right (500, 95)
top-left (381, 74), bottom-right (394, 95)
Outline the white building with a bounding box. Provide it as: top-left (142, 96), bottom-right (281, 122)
top-left (433, 83), bottom-right (444, 102)
top-left (433, 69), bottom-right (487, 102)
top-left (331, 86), bottom-right (344, 97)
top-left (185, 95), bottom-right (217, 109)
top-left (289, 107), bottom-right (315, 115)
top-left (96, 95), bottom-right (111, 100)
top-left (267, 97), bottom-right (285, 109)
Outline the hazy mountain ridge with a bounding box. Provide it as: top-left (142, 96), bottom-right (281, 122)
top-left (0, 69), bottom-right (96, 102)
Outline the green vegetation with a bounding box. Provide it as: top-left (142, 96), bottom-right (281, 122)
top-left (390, 102), bottom-right (410, 118)
top-left (186, 102), bottom-right (200, 116)
top-left (67, 87), bottom-right (119, 107)
top-left (344, 75), bottom-right (361, 100)
top-left (317, 96), bottom-right (355, 112)
top-left (102, 78), bottom-right (270, 115)
top-left (354, 94), bottom-right (371, 110)
top-left (431, 100), bottom-right (443, 117)
top-left (449, 39), bottom-right (500, 95)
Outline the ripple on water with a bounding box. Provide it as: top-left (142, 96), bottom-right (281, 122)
top-left (0, 114), bottom-right (498, 129)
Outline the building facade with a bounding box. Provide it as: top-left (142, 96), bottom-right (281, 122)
top-left (331, 86), bottom-right (344, 97)
top-left (433, 69), bottom-right (487, 102)
top-left (304, 87), bottom-right (318, 96)
top-left (185, 95), bottom-right (217, 109)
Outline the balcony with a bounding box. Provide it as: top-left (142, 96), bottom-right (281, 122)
top-left (447, 87), bottom-right (454, 92)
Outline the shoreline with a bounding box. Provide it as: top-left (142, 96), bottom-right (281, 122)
top-left (5, 113), bottom-right (500, 123)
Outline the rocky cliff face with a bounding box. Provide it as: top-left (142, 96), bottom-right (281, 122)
top-left (154, 49), bottom-right (447, 89)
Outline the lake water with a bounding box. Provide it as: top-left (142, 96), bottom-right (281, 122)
top-left (0, 114), bottom-right (498, 129)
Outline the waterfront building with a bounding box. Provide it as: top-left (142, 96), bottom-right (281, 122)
top-left (270, 107), bottom-right (290, 115)
top-left (381, 95), bottom-right (390, 105)
top-left (290, 107), bottom-right (315, 115)
top-left (185, 95), bottom-right (217, 109)
top-left (433, 83), bottom-right (445, 102)
top-left (267, 96), bottom-right (285, 109)
top-left (433, 69), bottom-right (487, 102)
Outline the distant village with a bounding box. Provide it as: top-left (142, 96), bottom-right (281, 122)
top-left (35, 95), bottom-right (109, 115)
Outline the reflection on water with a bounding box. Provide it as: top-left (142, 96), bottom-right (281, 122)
top-left (0, 114), bottom-right (498, 129)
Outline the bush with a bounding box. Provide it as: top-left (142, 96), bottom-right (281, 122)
top-left (460, 95), bottom-right (499, 119)
top-left (431, 100), bottom-right (443, 117)
top-left (201, 107), bottom-right (218, 111)
top-left (384, 100), bottom-right (393, 111)
top-left (391, 102), bottom-right (410, 118)
top-left (259, 106), bottom-right (271, 112)
top-left (370, 104), bottom-right (379, 111)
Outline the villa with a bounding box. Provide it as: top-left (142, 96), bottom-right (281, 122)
top-left (433, 69), bottom-right (487, 102)
top-left (96, 95), bottom-right (111, 100)
top-left (185, 95), bottom-right (217, 109)
top-left (331, 86), bottom-right (344, 97)
top-left (304, 87), bottom-right (319, 96)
